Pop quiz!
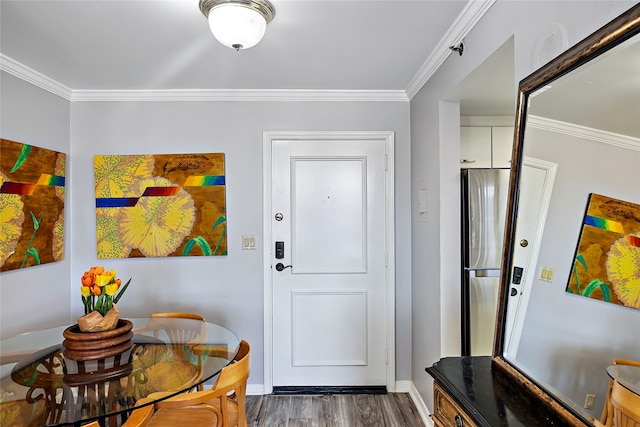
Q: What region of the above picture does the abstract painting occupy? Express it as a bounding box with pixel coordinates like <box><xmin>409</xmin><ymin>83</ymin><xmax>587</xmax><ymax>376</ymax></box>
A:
<box><xmin>94</xmin><ymin>153</ymin><xmax>227</xmax><ymax>258</ymax></box>
<box><xmin>0</xmin><ymin>139</ymin><xmax>66</xmax><ymax>272</ymax></box>
<box><xmin>567</xmin><ymin>193</ymin><xmax>640</xmax><ymax>310</ymax></box>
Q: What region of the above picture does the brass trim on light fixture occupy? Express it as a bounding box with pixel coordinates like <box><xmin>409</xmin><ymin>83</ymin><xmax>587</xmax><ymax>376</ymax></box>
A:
<box><xmin>199</xmin><ymin>0</ymin><xmax>276</xmax><ymax>24</ymax></box>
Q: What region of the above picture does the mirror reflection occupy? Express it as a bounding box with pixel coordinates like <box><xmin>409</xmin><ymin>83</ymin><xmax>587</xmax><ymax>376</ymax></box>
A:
<box><xmin>503</xmin><ymin>28</ymin><xmax>640</xmax><ymax>421</ymax></box>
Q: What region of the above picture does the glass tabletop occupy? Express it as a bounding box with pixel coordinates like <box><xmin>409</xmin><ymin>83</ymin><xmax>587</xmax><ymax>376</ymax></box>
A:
<box><xmin>0</xmin><ymin>317</ymin><xmax>239</xmax><ymax>426</ymax></box>
<box><xmin>606</xmin><ymin>364</ymin><xmax>640</xmax><ymax>395</ymax></box>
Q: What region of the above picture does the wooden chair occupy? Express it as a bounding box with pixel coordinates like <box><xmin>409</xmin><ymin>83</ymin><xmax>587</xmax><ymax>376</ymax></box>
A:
<box><xmin>140</xmin><ymin>312</ymin><xmax>208</xmax><ymax>392</ymax></box>
<box><xmin>595</xmin><ymin>379</ymin><xmax>640</xmax><ymax>427</ymax></box>
<box><xmin>597</xmin><ymin>359</ymin><xmax>640</xmax><ymax>427</ymax></box>
<box><xmin>146</xmin><ymin>340</ymin><xmax>251</xmax><ymax>427</ymax></box>
<box><xmin>122</xmin><ymin>394</ymin><xmax>221</xmax><ymax>426</ymax></box>
<box><xmin>150</xmin><ymin>312</ymin><xmax>207</xmax><ymax>345</ymax></box>
<box><xmin>151</xmin><ymin>312</ymin><xmax>205</xmax><ymax>321</ymax></box>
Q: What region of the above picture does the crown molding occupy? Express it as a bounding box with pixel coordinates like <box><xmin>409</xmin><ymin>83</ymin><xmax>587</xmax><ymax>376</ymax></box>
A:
<box><xmin>1</xmin><ymin>54</ymin><xmax>72</xmax><ymax>101</ymax></box>
<box><xmin>528</xmin><ymin>115</ymin><xmax>640</xmax><ymax>151</ymax></box>
<box><xmin>1</xmin><ymin>55</ymin><xmax>407</xmax><ymax>102</ymax></box>
<box><xmin>405</xmin><ymin>0</ymin><xmax>496</xmax><ymax>100</ymax></box>
<box><xmin>70</xmin><ymin>89</ymin><xmax>408</xmax><ymax>102</ymax></box>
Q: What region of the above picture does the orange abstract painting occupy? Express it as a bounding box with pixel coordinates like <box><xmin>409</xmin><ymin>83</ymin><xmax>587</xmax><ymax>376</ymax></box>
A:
<box><xmin>1</xmin><ymin>139</ymin><xmax>66</xmax><ymax>272</ymax></box>
<box><xmin>567</xmin><ymin>193</ymin><xmax>640</xmax><ymax>310</ymax></box>
<box><xmin>94</xmin><ymin>153</ymin><xmax>227</xmax><ymax>258</ymax></box>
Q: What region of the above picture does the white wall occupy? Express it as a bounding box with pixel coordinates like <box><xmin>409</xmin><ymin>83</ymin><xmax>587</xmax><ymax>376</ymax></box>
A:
<box><xmin>410</xmin><ymin>0</ymin><xmax>637</xmax><ymax>412</ymax></box>
<box><xmin>68</xmin><ymin>100</ymin><xmax>412</xmax><ymax>388</ymax></box>
<box><xmin>0</xmin><ymin>72</ymin><xmax>72</xmax><ymax>337</ymax></box>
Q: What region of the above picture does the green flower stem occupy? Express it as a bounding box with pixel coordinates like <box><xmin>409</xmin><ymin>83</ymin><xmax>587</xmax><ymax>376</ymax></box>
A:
<box><xmin>20</xmin><ymin>212</ymin><xmax>43</xmax><ymax>268</ymax></box>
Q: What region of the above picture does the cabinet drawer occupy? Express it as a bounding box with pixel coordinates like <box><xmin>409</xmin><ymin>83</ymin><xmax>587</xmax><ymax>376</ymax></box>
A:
<box><xmin>433</xmin><ymin>383</ymin><xmax>478</xmax><ymax>427</ymax></box>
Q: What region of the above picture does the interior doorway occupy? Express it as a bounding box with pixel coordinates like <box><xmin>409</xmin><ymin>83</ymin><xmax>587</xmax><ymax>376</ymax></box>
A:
<box><xmin>446</xmin><ymin>36</ymin><xmax>517</xmax><ymax>356</ymax></box>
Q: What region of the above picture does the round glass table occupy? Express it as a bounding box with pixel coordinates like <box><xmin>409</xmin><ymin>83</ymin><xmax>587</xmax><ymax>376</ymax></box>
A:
<box><xmin>606</xmin><ymin>364</ymin><xmax>640</xmax><ymax>395</ymax></box>
<box><xmin>0</xmin><ymin>317</ymin><xmax>239</xmax><ymax>426</ymax></box>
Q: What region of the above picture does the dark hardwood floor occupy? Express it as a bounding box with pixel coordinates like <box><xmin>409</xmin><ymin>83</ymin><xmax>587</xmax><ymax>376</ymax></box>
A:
<box><xmin>246</xmin><ymin>393</ymin><xmax>427</xmax><ymax>427</ymax></box>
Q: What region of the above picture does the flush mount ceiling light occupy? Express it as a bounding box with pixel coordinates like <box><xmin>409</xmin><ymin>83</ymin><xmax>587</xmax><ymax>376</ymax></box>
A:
<box><xmin>199</xmin><ymin>0</ymin><xmax>275</xmax><ymax>51</ymax></box>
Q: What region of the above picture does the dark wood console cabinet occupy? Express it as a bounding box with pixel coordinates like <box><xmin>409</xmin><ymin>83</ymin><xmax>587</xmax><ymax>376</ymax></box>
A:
<box><xmin>426</xmin><ymin>357</ymin><xmax>581</xmax><ymax>427</ymax></box>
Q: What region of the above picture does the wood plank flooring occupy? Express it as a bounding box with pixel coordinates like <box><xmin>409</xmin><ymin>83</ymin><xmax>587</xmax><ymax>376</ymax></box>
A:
<box><xmin>246</xmin><ymin>393</ymin><xmax>427</xmax><ymax>427</ymax></box>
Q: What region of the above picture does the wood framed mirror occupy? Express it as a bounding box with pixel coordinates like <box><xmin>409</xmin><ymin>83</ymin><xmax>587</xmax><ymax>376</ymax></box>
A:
<box><xmin>493</xmin><ymin>4</ymin><xmax>640</xmax><ymax>425</ymax></box>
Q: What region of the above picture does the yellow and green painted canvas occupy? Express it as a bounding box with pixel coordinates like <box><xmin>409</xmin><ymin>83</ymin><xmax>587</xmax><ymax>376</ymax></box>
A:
<box><xmin>94</xmin><ymin>153</ymin><xmax>227</xmax><ymax>258</ymax></box>
<box><xmin>1</xmin><ymin>139</ymin><xmax>66</xmax><ymax>272</ymax></box>
<box><xmin>567</xmin><ymin>193</ymin><xmax>640</xmax><ymax>310</ymax></box>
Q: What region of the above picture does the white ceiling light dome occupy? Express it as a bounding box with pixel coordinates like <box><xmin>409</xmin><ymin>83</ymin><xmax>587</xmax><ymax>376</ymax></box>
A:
<box><xmin>199</xmin><ymin>0</ymin><xmax>275</xmax><ymax>51</ymax></box>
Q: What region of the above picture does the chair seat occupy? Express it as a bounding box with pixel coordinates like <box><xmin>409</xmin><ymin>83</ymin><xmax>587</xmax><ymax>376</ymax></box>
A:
<box><xmin>147</xmin><ymin>405</ymin><xmax>220</xmax><ymax>427</ymax></box>
<box><xmin>122</xmin><ymin>398</ymin><xmax>221</xmax><ymax>427</ymax></box>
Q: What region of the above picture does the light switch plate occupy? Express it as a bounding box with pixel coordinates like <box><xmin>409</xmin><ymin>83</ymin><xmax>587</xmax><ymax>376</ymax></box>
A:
<box><xmin>539</xmin><ymin>266</ymin><xmax>554</xmax><ymax>282</ymax></box>
<box><xmin>242</xmin><ymin>235</ymin><xmax>256</xmax><ymax>250</ymax></box>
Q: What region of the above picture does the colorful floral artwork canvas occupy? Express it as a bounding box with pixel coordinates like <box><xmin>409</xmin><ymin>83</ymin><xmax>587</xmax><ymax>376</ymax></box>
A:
<box><xmin>94</xmin><ymin>153</ymin><xmax>227</xmax><ymax>258</ymax></box>
<box><xmin>1</xmin><ymin>139</ymin><xmax>66</xmax><ymax>272</ymax></box>
<box><xmin>567</xmin><ymin>193</ymin><xmax>640</xmax><ymax>310</ymax></box>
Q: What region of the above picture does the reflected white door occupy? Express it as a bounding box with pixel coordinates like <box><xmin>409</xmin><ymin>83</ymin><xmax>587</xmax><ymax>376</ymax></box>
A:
<box><xmin>504</xmin><ymin>157</ymin><xmax>557</xmax><ymax>357</ymax></box>
<box><xmin>268</xmin><ymin>132</ymin><xmax>393</xmax><ymax>388</ymax></box>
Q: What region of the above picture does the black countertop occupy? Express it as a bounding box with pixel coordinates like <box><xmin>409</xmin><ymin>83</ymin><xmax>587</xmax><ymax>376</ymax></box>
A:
<box><xmin>426</xmin><ymin>356</ymin><xmax>581</xmax><ymax>427</ymax></box>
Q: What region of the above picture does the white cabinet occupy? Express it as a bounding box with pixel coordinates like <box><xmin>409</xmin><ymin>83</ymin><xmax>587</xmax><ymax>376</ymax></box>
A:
<box><xmin>460</xmin><ymin>126</ymin><xmax>513</xmax><ymax>169</ymax></box>
<box><xmin>460</xmin><ymin>127</ymin><xmax>492</xmax><ymax>168</ymax></box>
<box><xmin>491</xmin><ymin>127</ymin><xmax>514</xmax><ymax>168</ymax></box>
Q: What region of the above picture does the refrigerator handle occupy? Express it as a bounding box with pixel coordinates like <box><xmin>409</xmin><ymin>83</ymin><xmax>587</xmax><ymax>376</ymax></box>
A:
<box><xmin>465</xmin><ymin>268</ymin><xmax>501</xmax><ymax>278</ymax></box>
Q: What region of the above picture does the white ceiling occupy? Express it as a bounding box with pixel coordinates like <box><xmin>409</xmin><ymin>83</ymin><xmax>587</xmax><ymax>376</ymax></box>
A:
<box><xmin>0</xmin><ymin>0</ymin><xmax>502</xmax><ymax>103</ymax></box>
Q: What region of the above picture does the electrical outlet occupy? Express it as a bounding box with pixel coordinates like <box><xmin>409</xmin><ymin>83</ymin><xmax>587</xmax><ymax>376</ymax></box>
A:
<box><xmin>584</xmin><ymin>393</ymin><xmax>596</xmax><ymax>410</ymax></box>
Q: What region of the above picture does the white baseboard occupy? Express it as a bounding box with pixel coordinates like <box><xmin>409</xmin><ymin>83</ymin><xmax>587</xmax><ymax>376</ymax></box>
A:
<box><xmin>394</xmin><ymin>380</ymin><xmax>412</xmax><ymax>393</ymax></box>
<box><xmin>246</xmin><ymin>381</ymin><xmax>433</xmax><ymax>426</ymax></box>
<box><xmin>247</xmin><ymin>384</ymin><xmax>265</xmax><ymax>395</ymax></box>
<box><xmin>405</xmin><ymin>381</ymin><xmax>434</xmax><ymax>427</ymax></box>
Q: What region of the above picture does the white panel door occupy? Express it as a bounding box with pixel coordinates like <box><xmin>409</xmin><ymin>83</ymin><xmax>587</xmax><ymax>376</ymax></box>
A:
<box><xmin>271</xmin><ymin>136</ymin><xmax>390</xmax><ymax>387</ymax></box>
<box><xmin>504</xmin><ymin>157</ymin><xmax>557</xmax><ymax>357</ymax></box>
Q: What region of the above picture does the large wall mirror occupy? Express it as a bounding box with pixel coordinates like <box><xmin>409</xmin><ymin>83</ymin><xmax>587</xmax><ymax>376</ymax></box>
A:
<box><xmin>494</xmin><ymin>4</ymin><xmax>639</xmax><ymax>425</ymax></box>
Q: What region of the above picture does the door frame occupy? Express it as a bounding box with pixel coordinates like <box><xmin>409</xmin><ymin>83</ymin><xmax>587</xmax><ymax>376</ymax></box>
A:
<box><xmin>262</xmin><ymin>130</ymin><xmax>396</xmax><ymax>393</ymax></box>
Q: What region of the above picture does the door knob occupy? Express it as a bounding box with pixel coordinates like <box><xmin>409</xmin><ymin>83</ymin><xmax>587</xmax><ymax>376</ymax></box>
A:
<box><xmin>275</xmin><ymin>263</ymin><xmax>292</xmax><ymax>272</ymax></box>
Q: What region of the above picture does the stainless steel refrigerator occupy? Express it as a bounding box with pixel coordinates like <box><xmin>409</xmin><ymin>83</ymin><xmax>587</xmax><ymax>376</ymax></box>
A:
<box><xmin>461</xmin><ymin>168</ymin><xmax>510</xmax><ymax>356</ymax></box>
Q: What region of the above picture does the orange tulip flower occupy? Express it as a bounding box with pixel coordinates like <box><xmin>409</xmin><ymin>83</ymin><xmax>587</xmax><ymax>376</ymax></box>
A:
<box><xmin>81</xmin><ymin>272</ymin><xmax>94</xmax><ymax>287</ymax></box>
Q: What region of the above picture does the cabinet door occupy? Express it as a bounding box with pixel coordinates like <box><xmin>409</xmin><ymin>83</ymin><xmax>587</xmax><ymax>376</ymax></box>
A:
<box><xmin>460</xmin><ymin>127</ymin><xmax>492</xmax><ymax>168</ymax></box>
<box><xmin>491</xmin><ymin>127</ymin><xmax>514</xmax><ymax>168</ymax></box>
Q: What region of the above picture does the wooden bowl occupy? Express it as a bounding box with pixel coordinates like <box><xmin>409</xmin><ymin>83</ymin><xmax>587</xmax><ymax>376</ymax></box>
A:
<box><xmin>62</xmin><ymin>319</ymin><xmax>133</xmax><ymax>361</ymax></box>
